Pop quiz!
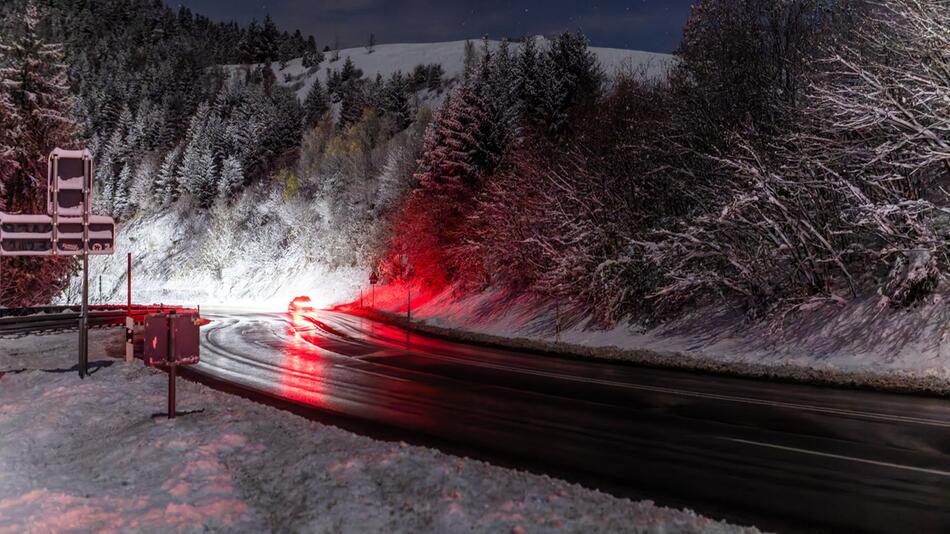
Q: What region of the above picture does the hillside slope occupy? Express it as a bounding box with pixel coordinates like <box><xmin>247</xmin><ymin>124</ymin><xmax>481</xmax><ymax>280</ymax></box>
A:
<box><xmin>235</xmin><ymin>38</ymin><xmax>675</xmax><ymax>101</ymax></box>
<box><xmin>61</xmin><ymin>41</ymin><xmax>674</xmax><ymax>310</ymax></box>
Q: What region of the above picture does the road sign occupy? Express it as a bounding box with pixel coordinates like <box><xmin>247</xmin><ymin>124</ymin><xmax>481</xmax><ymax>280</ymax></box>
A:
<box><xmin>0</xmin><ymin>213</ymin><xmax>115</xmax><ymax>256</ymax></box>
<box><xmin>144</xmin><ymin>312</ymin><xmax>201</xmax><ymax>419</ymax></box>
<box><xmin>0</xmin><ymin>214</ymin><xmax>53</xmax><ymax>256</ymax></box>
<box><xmin>47</xmin><ymin>148</ymin><xmax>93</xmax><ymax>216</ymax></box>
<box><xmin>144</xmin><ymin>313</ymin><xmax>201</xmax><ymax>367</ymax></box>
<box><xmin>369</xmin><ymin>271</ymin><xmax>379</xmax><ymax>285</ymax></box>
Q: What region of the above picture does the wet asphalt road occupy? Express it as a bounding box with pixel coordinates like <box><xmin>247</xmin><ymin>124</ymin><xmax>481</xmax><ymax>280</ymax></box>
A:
<box><xmin>189</xmin><ymin>310</ymin><xmax>950</xmax><ymax>533</ymax></box>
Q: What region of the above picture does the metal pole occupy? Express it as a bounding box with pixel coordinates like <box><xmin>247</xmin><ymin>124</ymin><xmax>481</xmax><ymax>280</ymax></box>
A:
<box><xmin>80</xmin><ymin>251</ymin><xmax>88</xmax><ymax>377</ymax></box>
<box><xmin>556</xmin><ymin>299</ymin><xmax>561</xmax><ymax>344</ymax></box>
<box><xmin>407</xmin><ymin>286</ymin><xmax>411</xmax><ymax>321</ymax></box>
<box><xmin>168</xmin><ymin>364</ymin><xmax>176</xmax><ymax>419</ymax></box>
<box><xmin>125</xmin><ymin>252</ymin><xmax>133</xmax><ymax>362</ymax></box>
<box><xmin>372</xmin><ymin>285</ymin><xmax>375</xmax><ymax>308</ymax></box>
<box><xmin>168</xmin><ymin>315</ymin><xmax>176</xmax><ymax>419</ymax></box>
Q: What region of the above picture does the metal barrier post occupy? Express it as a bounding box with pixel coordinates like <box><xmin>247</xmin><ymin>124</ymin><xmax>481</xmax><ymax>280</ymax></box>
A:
<box><xmin>125</xmin><ymin>253</ymin><xmax>133</xmax><ymax>362</ymax></box>
<box><xmin>168</xmin><ymin>312</ymin><xmax>176</xmax><ymax>419</ymax></box>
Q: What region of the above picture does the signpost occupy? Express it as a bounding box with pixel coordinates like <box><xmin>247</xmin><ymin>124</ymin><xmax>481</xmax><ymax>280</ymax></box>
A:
<box><xmin>369</xmin><ymin>271</ymin><xmax>379</xmax><ymax>308</ymax></box>
<box><xmin>0</xmin><ymin>148</ymin><xmax>116</xmax><ymax>378</ymax></box>
<box><xmin>144</xmin><ymin>312</ymin><xmax>201</xmax><ymax>419</ymax></box>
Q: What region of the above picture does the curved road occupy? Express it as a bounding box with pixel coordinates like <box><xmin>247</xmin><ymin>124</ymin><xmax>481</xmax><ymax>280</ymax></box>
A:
<box><xmin>189</xmin><ymin>310</ymin><xmax>950</xmax><ymax>533</ymax></box>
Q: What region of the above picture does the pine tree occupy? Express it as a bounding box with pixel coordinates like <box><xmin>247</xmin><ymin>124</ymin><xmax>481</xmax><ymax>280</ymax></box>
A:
<box><xmin>0</xmin><ymin>1</ymin><xmax>78</xmax><ymax>213</ymax></box>
<box><xmin>0</xmin><ymin>84</ymin><xmax>20</xmax><ymax>212</ymax></box>
<box><xmin>96</xmin><ymin>160</ymin><xmax>115</xmax><ymax>214</ymax></box>
<box><xmin>416</xmin><ymin>76</ymin><xmax>497</xmax><ymax>196</ymax></box>
<box><xmin>340</xmin><ymin>56</ymin><xmax>362</xmax><ymax>82</ymax></box>
<box><xmin>302</xmin><ymin>36</ymin><xmax>322</xmax><ymax>68</ymax></box>
<box><xmin>112</xmin><ymin>163</ymin><xmax>133</xmax><ymax>218</ymax></box>
<box><xmin>155</xmin><ymin>145</ymin><xmax>181</xmax><ymax>206</ymax></box>
<box><xmin>217</xmin><ymin>155</ymin><xmax>244</xmax><ymax>200</ymax></box>
<box><xmin>129</xmin><ymin>160</ymin><xmax>154</xmax><ymax>213</ymax></box>
<box><xmin>338</xmin><ymin>81</ymin><xmax>366</xmax><ymax>130</ymax></box>
<box><xmin>194</xmin><ymin>148</ymin><xmax>218</xmax><ymax>208</ymax></box>
<box><xmin>487</xmin><ymin>39</ymin><xmax>520</xmax><ymax>141</ymax></box>
<box><xmin>178</xmin><ymin>135</ymin><xmax>206</xmax><ymax>197</ymax></box>
<box><xmin>238</xmin><ymin>20</ymin><xmax>261</xmax><ymax>63</ymax></box>
<box><xmin>547</xmin><ymin>32</ymin><xmax>603</xmax><ymax>120</ymax></box>
<box><xmin>302</xmin><ymin>78</ymin><xmax>329</xmax><ymax>129</ymax></box>
<box><xmin>383</xmin><ymin>72</ymin><xmax>412</xmax><ymax>132</ymax></box>
<box><xmin>513</xmin><ymin>37</ymin><xmax>547</xmax><ymax>127</ymax></box>
<box><xmin>261</xmin><ymin>15</ymin><xmax>280</xmax><ymax>63</ymax></box>
<box><xmin>463</xmin><ymin>40</ymin><xmax>478</xmax><ymax>79</ymax></box>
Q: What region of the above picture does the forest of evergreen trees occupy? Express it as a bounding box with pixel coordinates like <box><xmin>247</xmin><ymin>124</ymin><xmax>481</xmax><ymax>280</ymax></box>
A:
<box><xmin>0</xmin><ymin>0</ymin><xmax>426</xmax><ymax>305</ymax></box>
<box><xmin>383</xmin><ymin>0</ymin><xmax>949</xmax><ymax>325</ymax></box>
<box><xmin>1</xmin><ymin>0</ymin><xmax>947</xmax><ymax>326</ymax></box>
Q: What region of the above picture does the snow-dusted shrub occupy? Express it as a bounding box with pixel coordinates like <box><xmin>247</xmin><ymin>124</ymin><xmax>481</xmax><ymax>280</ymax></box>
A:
<box><xmin>642</xmin><ymin>0</ymin><xmax>949</xmax><ymax>316</ymax></box>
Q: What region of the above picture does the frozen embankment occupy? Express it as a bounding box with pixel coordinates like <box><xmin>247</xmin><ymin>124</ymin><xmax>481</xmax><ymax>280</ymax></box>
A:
<box><xmin>354</xmin><ymin>284</ymin><xmax>950</xmax><ymax>395</ymax></box>
<box><xmin>0</xmin><ymin>329</ymin><xmax>754</xmax><ymax>533</ymax></box>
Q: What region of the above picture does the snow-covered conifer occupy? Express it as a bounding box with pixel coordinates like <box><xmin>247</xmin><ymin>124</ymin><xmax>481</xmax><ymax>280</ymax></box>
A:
<box><xmin>217</xmin><ymin>155</ymin><xmax>244</xmax><ymax>200</ymax></box>
<box><xmin>0</xmin><ymin>1</ymin><xmax>78</xmax><ymax>212</ymax></box>
<box><xmin>112</xmin><ymin>163</ymin><xmax>133</xmax><ymax>217</ymax></box>
<box><xmin>383</xmin><ymin>72</ymin><xmax>411</xmax><ymax>132</ymax></box>
<box><xmin>155</xmin><ymin>146</ymin><xmax>181</xmax><ymax>206</ymax></box>
<box><xmin>303</xmin><ymin>78</ymin><xmax>329</xmax><ymax>129</ymax></box>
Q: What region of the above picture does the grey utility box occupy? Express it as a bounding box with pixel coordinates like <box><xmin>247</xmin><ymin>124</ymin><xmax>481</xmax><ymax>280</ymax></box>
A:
<box><xmin>144</xmin><ymin>313</ymin><xmax>201</xmax><ymax>367</ymax></box>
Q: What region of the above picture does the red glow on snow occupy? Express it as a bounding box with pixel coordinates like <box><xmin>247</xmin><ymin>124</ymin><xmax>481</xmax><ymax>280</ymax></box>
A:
<box><xmin>278</xmin><ymin>315</ymin><xmax>328</xmax><ymax>406</ymax></box>
<box><xmin>334</xmin><ymin>280</ymin><xmax>439</xmax><ymax>317</ymax></box>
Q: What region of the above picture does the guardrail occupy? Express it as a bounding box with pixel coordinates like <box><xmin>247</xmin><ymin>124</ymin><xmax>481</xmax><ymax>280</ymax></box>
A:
<box><xmin>0</xmin><ymin>305</ymin><xmax>195</xmax><ymax>336</ymax></box>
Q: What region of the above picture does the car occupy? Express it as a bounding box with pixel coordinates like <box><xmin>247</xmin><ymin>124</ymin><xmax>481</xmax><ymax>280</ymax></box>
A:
<box><xmin>288</xmin><ymin>296</ymin><xmax>315</xmax><ymax>314</ymax></box>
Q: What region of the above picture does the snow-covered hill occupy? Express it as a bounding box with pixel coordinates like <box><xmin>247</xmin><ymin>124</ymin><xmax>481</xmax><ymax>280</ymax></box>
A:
<box><xmin>230</xmin><ymin>38</ymin><xmax>675</xmax><ymax>102</ymax></box>
<box><xmin>62</xmin><ymin>40</ymin><xmax>674</xmax><ymax>310</ymax></box>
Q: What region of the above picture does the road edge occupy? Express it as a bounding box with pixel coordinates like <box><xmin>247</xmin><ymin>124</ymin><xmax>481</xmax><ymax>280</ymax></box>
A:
<box><xmin>339</xmin><ymin>305</ymin><xmax>950</xmax><ymax>398</ymax></box>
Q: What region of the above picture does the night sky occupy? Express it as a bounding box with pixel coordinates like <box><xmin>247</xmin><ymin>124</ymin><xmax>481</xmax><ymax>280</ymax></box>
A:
<box><xmin>166</xmin><ymin>1</ymin><xmax>697</xmax><ymax>53</ymax></box>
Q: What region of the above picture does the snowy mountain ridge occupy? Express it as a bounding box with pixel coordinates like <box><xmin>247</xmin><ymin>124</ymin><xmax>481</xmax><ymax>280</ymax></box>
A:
<box><xmin>230</xmin><ymin>38</ymin><xmax>675</xmax><ymax>102</ymax></box>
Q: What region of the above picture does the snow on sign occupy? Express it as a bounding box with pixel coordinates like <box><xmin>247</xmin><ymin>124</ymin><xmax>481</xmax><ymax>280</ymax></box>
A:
<box><xmin>0</xmin><ymin>213</ymin><xmax>115</xmax><ymax>256</ymax></box>
<box><xmin>0</xmin><ymin>149</ymin><xmax>116</xmax><ymax>257</ymax></box>
<box><xmin>47</xmin><ymin>148</ymin><xmax>93</xmax><ymax>216</ymax></box>
<box><xmin>0</xmin><ymin>214</ymin><xmax>53</xmax><ymax>255</ymax></box>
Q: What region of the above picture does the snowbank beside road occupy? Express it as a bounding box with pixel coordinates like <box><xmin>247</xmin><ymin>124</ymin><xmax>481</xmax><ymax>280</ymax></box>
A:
<box><xmin>0</xmin><ymin>330</ymin><xmax>754</xmax><ymax>533</ymax></box>
<box><xmin>358</xmin><ymin>284</ymin><xmax>950</xmax><ymax>394</ymax></box>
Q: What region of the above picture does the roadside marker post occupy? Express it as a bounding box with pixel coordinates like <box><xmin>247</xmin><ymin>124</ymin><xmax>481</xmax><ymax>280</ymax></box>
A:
<box><xmin>369</xmin><ymin>271</ymin><xmax>379</xmax><ymax>308</ymax></box>
<box><xmin>126</xmin><ymin>252</ymin><xmax>133</xmax><ymax>362</ymax></box>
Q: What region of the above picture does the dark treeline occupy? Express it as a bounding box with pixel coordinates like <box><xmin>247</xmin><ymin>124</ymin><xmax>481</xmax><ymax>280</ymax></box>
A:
<box><xmin>384</xmin><ymin>0</ymin><xmax>949</xmax><ymax>325</ymax></box>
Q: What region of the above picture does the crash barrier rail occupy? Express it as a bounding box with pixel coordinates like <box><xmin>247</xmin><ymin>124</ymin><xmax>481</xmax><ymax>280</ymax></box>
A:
<box><xmin>0</xmin><ymin>305</ymin><xmax>194</xmax><ymax>336</ymax></box>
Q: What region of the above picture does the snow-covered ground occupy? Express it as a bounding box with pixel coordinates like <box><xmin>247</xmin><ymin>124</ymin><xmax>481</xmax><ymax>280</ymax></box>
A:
<box><xmin>359</xmin><ymin>284</ymin><xmax>950</xmax><ymax>393</ymax></box>
<box><xmin>0</xmin><ymin>329</ymin><xmax>753</xmax><ymax>533</ymax></box>
<box><xmin>231</xmin><ymin>38</ymin><xmax>674</xmax><ymax>102</ymax></box>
